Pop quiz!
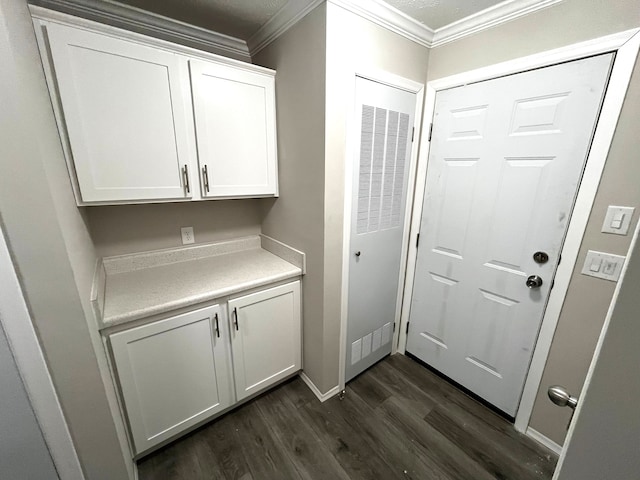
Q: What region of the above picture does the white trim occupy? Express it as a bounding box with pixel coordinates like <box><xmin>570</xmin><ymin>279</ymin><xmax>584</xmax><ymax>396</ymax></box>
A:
<box><xmin>329</xmin><ymin>0</ymin><xmax>434</xmax><ymax>47</ymax></box>
<box><xmin>397</xmin><ymin>29</ymin><xmax>640</xmax><ymax>435</ymax></box>
<box><xmin>431</xmin><ymin>0</ymin><xmax>563</xmax><ymax>47</ymax></box>
<box><xmin>338</xmin><ymin>68</ymin><xmax>425</xmax><ymax>391</ymax></box>
<box><xmin>299</xmin><ymin>372</ymin><xmax>341</xmax><ymax>402</ymax></box>
<box><xmin>248</xmin><ymin>0</ymin><xmax>324</xmax><ymax>55</ymax></box>
<box><xmin>29</xmin><ymin>0</ymin><xmax>250</xmax><ymax>61</ymax></box>
<box><xmin>553</xmin><ymin>209</ymin><xmax>640</xmax><ymax>479</ymax></box>
<box><xmin>526</xmin><ymin>427</ymin><xmax>562</xmax><ymax>455</ymax></box>
<box><xmin>0</xmin><ymin>226</ymin><xmax>85</xmax><ymax>479</ymax></box>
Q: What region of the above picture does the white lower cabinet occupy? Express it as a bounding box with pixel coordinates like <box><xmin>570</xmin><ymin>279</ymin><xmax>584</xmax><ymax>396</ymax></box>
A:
<box><xmin>109</xmin><ymin>280</ymin><xmax>301</xmax><ymax>455</ymax></box>
<box><xmin>110</xmin><ymin>304</ymin><xmax>233</xmax><ymax>454</ymax></box>
<box><xmin>229</xmin><ymin>281</ymin><xmax>302</xmax><ymax>401</ymax></box>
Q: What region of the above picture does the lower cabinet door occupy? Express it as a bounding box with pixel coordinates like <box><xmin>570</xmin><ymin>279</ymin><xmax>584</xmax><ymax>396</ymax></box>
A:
<box><xmin>228</xmin><ymin>281</ymin><xmax>302</xmax><ymax>401</ymax></box>
<box><xmin>110</xmin><ymin>304</ymin><xmax>233</xmax><ymax>454</ymax></box>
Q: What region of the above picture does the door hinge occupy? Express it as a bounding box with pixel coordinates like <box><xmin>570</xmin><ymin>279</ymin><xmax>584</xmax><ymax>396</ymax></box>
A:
<box><xmin>558</xmin><ymin>253</ymin><xmax>562</xmax><ymax>266</ymax></box>
<box><xmin>416</xmin><ymin>233</ymin><xmax>420</xmax><ymax>248</ymax></box>
<box><xmin>428</xmin><ymin>123</ymin><xmax>433</xmax><ymax>142</ymax></box>
<box><xmin>411</xmin><ymin>126</ymin><xmax>415</xmax><ymax>142</ymax></box>
<box><xmin>406</xmin><ymin>322</ymin><xmax>410</xmax><ymax>335</ymax></box>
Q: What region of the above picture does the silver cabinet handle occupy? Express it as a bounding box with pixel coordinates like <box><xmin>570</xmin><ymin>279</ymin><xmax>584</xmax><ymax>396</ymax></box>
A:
<box><xmin>233</xmin><ymin>307</ymin><xmax>239</xmax><ymax>331</ymax></box>
<box><xmin>214</xmin><ymin>313</ymin><xmax>220</xmax><ymax>338</ymax></box>
<box><xmin>202</xmin><ymin>165</ymin><xmax>210</xmax><ymax>193</ymax></box>
<box><xmin>182</xmin><ymin>165</ymin><xmax>190</xmax><ymax>194</ymax></box>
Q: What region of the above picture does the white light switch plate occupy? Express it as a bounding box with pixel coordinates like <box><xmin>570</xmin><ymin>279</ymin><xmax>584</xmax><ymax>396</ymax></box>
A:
<box><xmin>581</xmin><ymin>250</ymin><xmax>626</xmax><ymax>282</ymax></box>
<box><xmin>602</xmin><ymin>206</ymin><xmax>634</xmax><ymax>235</ymax></box>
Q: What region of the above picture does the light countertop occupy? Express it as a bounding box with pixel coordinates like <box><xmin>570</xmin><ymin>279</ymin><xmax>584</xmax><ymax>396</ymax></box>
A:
<box><xmin>97</xmin><ymin>235</ymin><xmax>304</xmax><ymax>328</ymax></box>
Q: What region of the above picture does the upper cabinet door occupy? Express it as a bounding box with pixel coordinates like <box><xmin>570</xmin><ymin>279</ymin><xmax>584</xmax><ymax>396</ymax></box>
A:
<box><xmin>190</xmin><ymin>59</ymin><xmax>278</xmax><ymax>198</ymax></box>
<box><xmin>46</xmin><ymin>24</ymin><xmax>194</xmax><ymax>203</ymax></box>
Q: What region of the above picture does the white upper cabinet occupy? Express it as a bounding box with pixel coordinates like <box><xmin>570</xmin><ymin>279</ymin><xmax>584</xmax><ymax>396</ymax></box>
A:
<box><xmin>190</xmin><ymin>60</ymin><xmax>278</xmax><ymax>198</ymax></box>
<box><xmin>35</xmin><ymin>13</ymin><xmax>278</xmax><ymax>205</ymax></box>
<box><xmin>46</xmin><ymin>23</ymin><xmax>194</xmax><ymax>203</ymax></box>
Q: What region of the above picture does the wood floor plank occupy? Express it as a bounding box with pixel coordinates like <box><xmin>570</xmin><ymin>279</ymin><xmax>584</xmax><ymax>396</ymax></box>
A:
<box><xmin>255</xmin><ymin>385</ymin><xmax>351</xmax><ymax>480</ymax></box>
<box><xmin>300</xmin><ymin>395</ymin><xmax>400</xmax><ymax>480</ymax></box>
<box><xmin>348</xmin><ymin>368</ymin><xmax>392</xmax><ymax>409</ymax></box>
<box><xmin>369</xmin><ymin>359</ymin><xmax>438</xmax><ymax>417</ymax></box>
<box><xmin>139</xmin><ymin>355</ymin><xmax>557</xmax><ymax>480</ymax></box>
<box><xmin>377</xmin><ymin>395</ymin><xmax>496</xmax><ymax>480</ymax></box>
<box><xmin>282</xmin><ymin>376</ymin><xmax>317</xmax><ymax>409</ymax></box>
<box><xmin>340</xmin><ymin>384</ymin><xmax>455</xmax><ymax>480</ymax></box>
<box><xmin>231</xmin><ymin>401</ymin><xmax>301</xmax><ymax>479</ymax></box>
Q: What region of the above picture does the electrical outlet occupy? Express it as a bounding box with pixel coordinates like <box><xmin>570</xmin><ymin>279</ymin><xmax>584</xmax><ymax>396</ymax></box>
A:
<box><xmin>180</xmin><ymin>227</ymin><xmax>195</xmax><ymax>245</ymax></box>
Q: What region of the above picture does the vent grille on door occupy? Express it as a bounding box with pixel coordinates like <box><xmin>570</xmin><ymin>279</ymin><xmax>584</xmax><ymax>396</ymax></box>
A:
<box><xmin>357</xmin><ymin>105</ymin><xmax>410</xmax><ymax>235</ymax></box>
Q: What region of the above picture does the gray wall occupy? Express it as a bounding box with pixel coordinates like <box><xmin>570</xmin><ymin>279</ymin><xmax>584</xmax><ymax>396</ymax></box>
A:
<box><xmin>556</xmin><ymin>230</ymin><xmax>640</xmax><ymax>479</ymax></box>
<box><xmin>323</xmin><ymin>3</ymin><xmax>430</xmax><ymax>392</ymax></box>
<box><xmin>0</xmin><ymin>323</ymin><xmax>58</xmax><ymax>479</ymax></box>
<box><xmin>87</xmin><ymin>200</ymin><xmax>263</xmax><ymax>257</ymax></box>
<box><xmin>253</xmin><ymin>3</ymin><xmax>328</xmax><ymax>390</ymax></box>
<box><xmin>0</xmin><ymin>0</ymin><xmax>132</xmax><ymax>477</ymax></box>
<box><xmin>427</xmin><ymin>0</ymin><xmax>640</xmax><ymax>444</ymax></box>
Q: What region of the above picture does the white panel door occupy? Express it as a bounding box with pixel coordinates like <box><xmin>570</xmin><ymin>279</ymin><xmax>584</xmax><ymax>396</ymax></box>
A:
<box><xmin>346</xmin><ymin>77</ymin><xmax>416</xmax><ymax>381</ymax></box>
<box><xmin>228</xmin><ymin>281</ymin><xmax>301</xmax><ymax>401</ymax></box>
<box><xmin>46</xmin><ymin>24</ymin><xmax>194</xmax><ymax>203</ymax></box>
<box><xmin>110</xmin><ymin>304</ymin><xmax>233</xmax><ymax>453</ymax></box>
<box><xmin>407</xmin><ymin>54</ymin><xmax>613</xmax><ymax>416</ymax></box>
<box><xmin>190</xmin><ymin>59</ymin><xmax>278</xmax><ymax>198</ymax></box>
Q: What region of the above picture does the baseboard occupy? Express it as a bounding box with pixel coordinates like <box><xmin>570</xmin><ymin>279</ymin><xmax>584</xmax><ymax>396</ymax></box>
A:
<box><xmin>526</xmin><ymin>427</ymin><xmax>563</xmax><ymax>455</ymax></box>
<box><xmin>299</xmin><ymin>372</ymin><xmax>341</xmax><ymax>402</ymax></box>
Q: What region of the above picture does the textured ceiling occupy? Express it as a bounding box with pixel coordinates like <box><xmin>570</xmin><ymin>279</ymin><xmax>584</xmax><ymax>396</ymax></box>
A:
<box><xmin>112</xmin><ymin>0</ymin><xmax>509</xmax><ymax>39</ymax></box>
<box><xmin>115</xmin><ymin>0</ymin><xmax>288</xmax><ymax>39</ymax></box>
<box><xmin>385</xmin><ymin>0</ymin><xmax>507</xmax><ymax>30</ymax></box>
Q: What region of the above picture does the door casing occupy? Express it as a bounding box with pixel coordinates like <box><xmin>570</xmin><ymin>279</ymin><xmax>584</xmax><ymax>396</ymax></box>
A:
<box><xmin>338</xmin><ymin>69</ymin><xmax>425</xmax><ymax>392</ymax></box>
<box><xmin>398</xmin><ymin>28</ymin><xmax>640</xmax><ymax>437</ymax></box>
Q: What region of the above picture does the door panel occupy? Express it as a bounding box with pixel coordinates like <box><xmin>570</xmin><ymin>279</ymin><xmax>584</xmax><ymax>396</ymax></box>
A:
<box><xmin>190</xmin><ymin>60</ymin><xmax>277</xmax><ymax>197</ymax></box>
<box><xmin>346</xmin><ymin>78</ymin><xmax>416</xmax><ymax>381</ymax></box>
<box><xmin>46</xmin><ymin>23</ymin><xmax>193</xmax><ymax>202</ymax></box>
<box><xmin>229</xmin><ymin>282</ymin><xmax>301</xmax><ymax>401</ymax></box>
<box><xmin>110</xmin><ymin>305</ymin><xmax>232</xmax><ymax>453</ymax></box>
<box><xmin>407</xmin><ymin>54</ymin><xmax>613</xmax><ymax>415</ymax></box>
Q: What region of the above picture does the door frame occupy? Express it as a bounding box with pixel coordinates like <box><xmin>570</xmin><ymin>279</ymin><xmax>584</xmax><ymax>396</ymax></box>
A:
<box><xmin>338</xmin><ymin>69</ymin><xmax>425</xmax><ymax>392</ymax></box>
<box><xmin>0</xmin><ymin>226</ymin><xmax>85</xmax><ymax>479</ymax></box>
<box><xmin>397</xmin><ymin>28</ymin><xmax>640</xmax><ymax>434</ymax></box>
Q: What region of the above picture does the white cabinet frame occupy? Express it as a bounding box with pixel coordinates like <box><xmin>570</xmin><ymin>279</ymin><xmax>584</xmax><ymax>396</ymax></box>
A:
<box><xmin>110</xmin><ymin>304</ymin><xmax>233</xmax><ymax>453</ymax></box>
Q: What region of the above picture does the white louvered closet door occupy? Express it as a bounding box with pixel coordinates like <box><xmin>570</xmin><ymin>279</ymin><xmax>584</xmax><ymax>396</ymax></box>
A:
<box><xmin>346</xmin><ymin>77</ymin><xmax>416</xmax><ymax>382</ymax></box>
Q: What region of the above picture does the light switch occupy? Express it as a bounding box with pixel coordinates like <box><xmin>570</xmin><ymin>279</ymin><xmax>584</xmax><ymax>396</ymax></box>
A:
<box><xmin>581</xmin><ymin>250</ymin><xmax>626</xmax><ymax>281</ymax></box>
<box><xmin>602</xmin><ymin>206</ymin><xmax>634</xmax><ymax>235</ymax></box>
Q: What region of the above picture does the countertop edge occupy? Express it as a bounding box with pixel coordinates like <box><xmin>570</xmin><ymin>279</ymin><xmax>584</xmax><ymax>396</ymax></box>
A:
<box><xmin>100</xmin><ymin>268</ymin><xmax>302</xmax><ymax>329</ymax></box>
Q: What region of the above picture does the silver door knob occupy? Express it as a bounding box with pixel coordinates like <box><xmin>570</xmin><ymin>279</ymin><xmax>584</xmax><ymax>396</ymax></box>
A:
<box><xmin>355</xmin><ymin>251</ymin><xmax>361</xmax><ymax>257</ymax></box>
<box><xmin>526</xmin><ymin>275</ymin><xmax>543</xmax><ymax>288</ymax></box>
<box><xmin>548</xmin><ymin>385</ymin><xmax>578</xmax><ymax>409</ymax></box>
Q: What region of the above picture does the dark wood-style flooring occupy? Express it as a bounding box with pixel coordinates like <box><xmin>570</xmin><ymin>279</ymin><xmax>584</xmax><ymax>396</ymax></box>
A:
<box><xmin>138</xmin><ymin>354</ymin><xmax>557</xmax><ymax>480</ymax></box>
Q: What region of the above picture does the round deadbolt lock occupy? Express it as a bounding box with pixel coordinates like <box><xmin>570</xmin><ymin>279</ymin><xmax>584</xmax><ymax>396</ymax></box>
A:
<box><xmin>526</xmin><ymin>275</ymin><xmax>543</xmax><ymax>289</ymax></box>
<box><xmin>533</xmin><ymin>251</ymin><xmax>549</xmax><ymax>264</ymax></box>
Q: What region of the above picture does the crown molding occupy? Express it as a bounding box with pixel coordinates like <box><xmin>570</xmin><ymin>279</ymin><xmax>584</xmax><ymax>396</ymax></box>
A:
<box><xmin>329</xmin><ymin>0</ymin><xmax>434</xmax><ymax>47</ymax></box>
<box><xmin>248</xmin><ymin>0</ymin><xmax>325</xmax><ymax>55</ymax></box>
<box><xmin>431</xmin><ymin>0</ymin><xmax>564</xmax><ymax>47</ymax></box>
<box><xmin>28</xmin><ymin>0</ymin><xmax>251</xmax><ymax>61</ymax></box>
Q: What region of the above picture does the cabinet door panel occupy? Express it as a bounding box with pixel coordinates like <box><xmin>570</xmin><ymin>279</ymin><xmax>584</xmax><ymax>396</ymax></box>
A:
<box><xmin>110</xmin><ymin>305</ymin><xmax>232</xmax><ymax>453</ymax></box>
<box><xmin>47</xmin><ymin>24</ymin><xmax>193</xmax><ymax>203</ymax></box>
<box><xmin>229</xmin><ymin>282</ymin><xmax>301</xmax><ymax>401</ymax></box>
<box><xmin>190</xmin><ymin>60</ymin><xmax>278</xmax><ymax>197</ymax></box>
